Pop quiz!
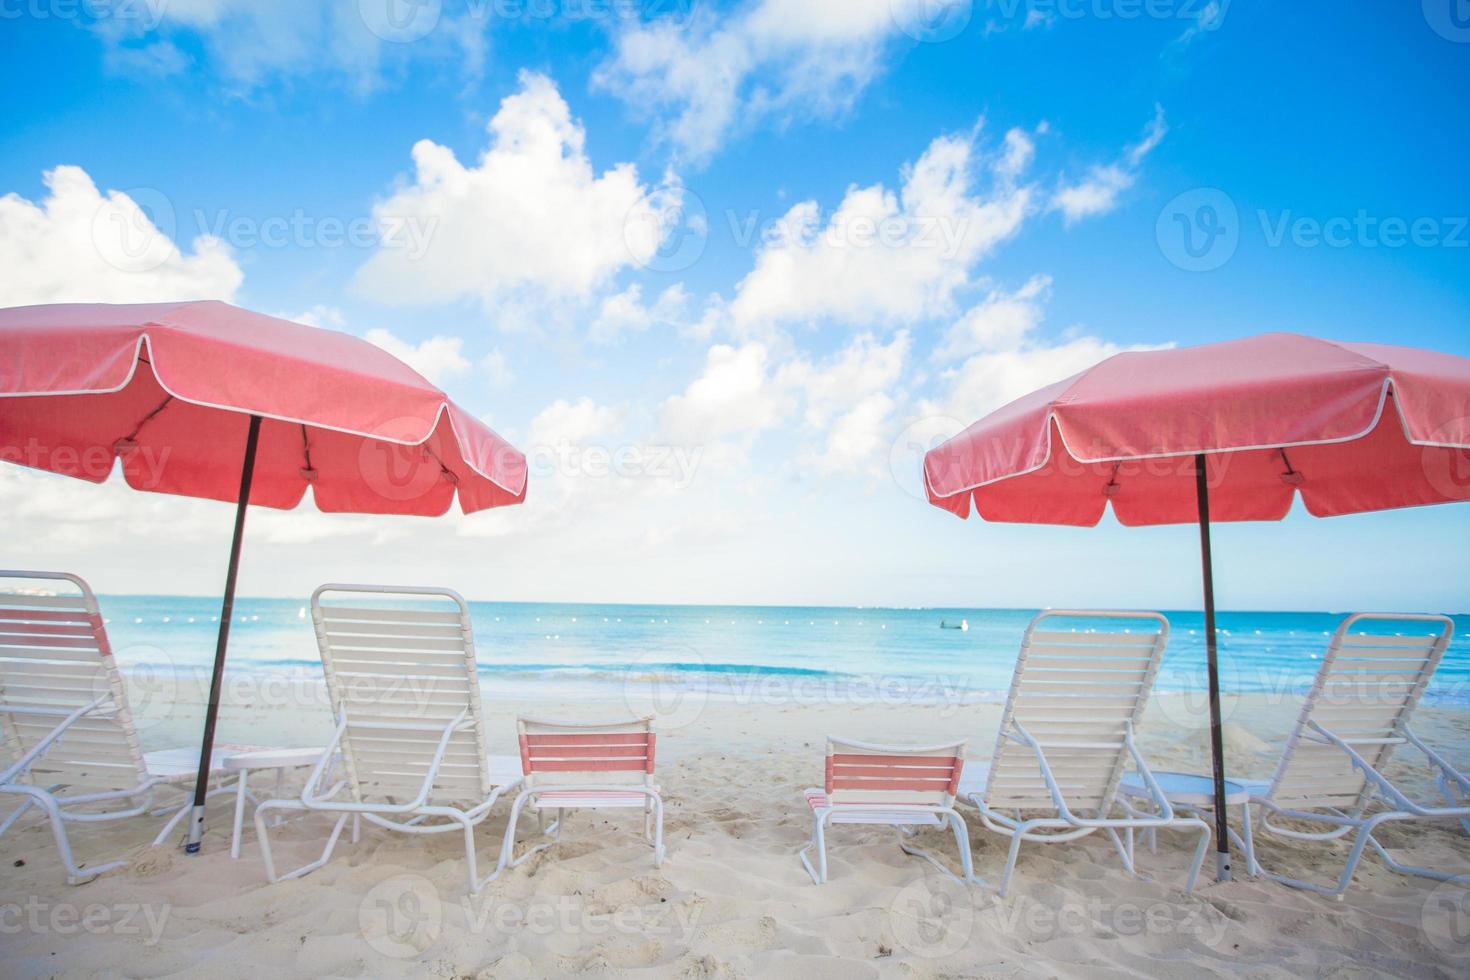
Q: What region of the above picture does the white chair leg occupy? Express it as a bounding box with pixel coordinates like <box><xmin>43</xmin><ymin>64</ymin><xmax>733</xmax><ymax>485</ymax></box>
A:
<box><xmin>998</xmin><ymin>820</ymin><xmax>1039</xmax><ymax>898</ymax></box>
<box><xmin>798</xmin><ymin>810</ymin><xmax>831</xmax><ymax>884</ymax></box>
<box><xmin>152</xmin><ymin>799</ymin><xmax>194</xmax><ymax>846</ymax></box>
<box><xmin>650</xmin><ymin>795</ymin><xmax>664</xmax><ymax>866</ymax></box>
<box><xmin>254</xmin><ymin>800</ymin><xmax>348</xmax><ymax>884</ymax></box>
<box><xmin>1106</xmin><ymin>827</ymin><xmax>1135</xmax><ymax>875</ymax></box>
<box><xmin>1183</xmin><ymin>819</ymin><xmax>1211</xmax><ymax>893</ymax></box>
<box><xmin>231</xmin><ymin>769</ymin><xmax>250</xmax><ymax>859</ymax></box>
<box><xmin>0</xmin><ymin>796</ymin><xmax>35</xmax><ymax>837</ymax></box>
<box><xmin>497</xmin><ymin>790</ymin><xmax>544</xmax><ymax>871</ymax></box>
<box><xmin>0</xmin><ymin>785</ymin><xmax>128</xmax><ymax>885</ymax></box>
<box><xmin>895</xmin><ymin>812</ymin><xmax>981</xmax><ymax>886</ymax></box>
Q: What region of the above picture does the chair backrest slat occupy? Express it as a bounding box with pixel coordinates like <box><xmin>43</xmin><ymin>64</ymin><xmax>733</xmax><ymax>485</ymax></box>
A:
<box><xmin>518</xmin><ymin>717</ymin><xmax>656</xmax><ymax>786</ymax></box>
<box><xmin>1266</xmin><ymin>613</ymin><xmax>1454</xmax><ymax>810</ymax></box>
<box><xmin>0</xmin><ymin>571</ymin><xmax>146</xmax><ymax>793</ymax></box>
<box><xmin>313</xmin><ymin>584</ymin><xmax>493</xmax><ymax>806</ymax></box>
<box><xmin>824</xmin><ymin>738</ymin><xmax>964</xmax><ymax>806</ymax></box>
<box><xmin>984</xmin><ymin>610</ymin><xmax>1168</xmax><ymax>814</ymax></box>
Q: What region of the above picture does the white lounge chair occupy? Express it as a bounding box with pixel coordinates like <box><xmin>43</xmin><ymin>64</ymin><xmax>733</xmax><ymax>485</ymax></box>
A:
<box><xmin>1245</xmin><ymin>612</ymin><xmax>1467</xmax><ymax>897</ymax></box>
<box><xmin>960</xmin><ymin>610</ymin><xmax>1211</xmax><ymax>895</ymax></box>
<box><xmin>0</xmin><ymin>570</ymin><xmax>245</xmax><ymax>883</ymax></box>
<box><xmin>253</xmin><ymin>584</ymin><xmax>521</xmax><ymax>894</ymax></box>
<box><xmin>497</xmin><ymin>716</ymin><xmax>664</xmax><ymax>873</ymax></box>
<box><xmin>799</xmin><ymin>736</ymin><xmax>975</xmax><ymax>885</ymax></box>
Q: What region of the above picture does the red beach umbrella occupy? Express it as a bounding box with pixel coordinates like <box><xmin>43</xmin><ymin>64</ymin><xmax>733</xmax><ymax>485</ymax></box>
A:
<box><xmin>0</xmin><ymin>300</ymin><xmax>528</xmax><ymax>853</ymax></box>
<box><xmin>922</xmin><ymin>332</ymin><xmax>1470</xmax><ymax>881</ymax></box>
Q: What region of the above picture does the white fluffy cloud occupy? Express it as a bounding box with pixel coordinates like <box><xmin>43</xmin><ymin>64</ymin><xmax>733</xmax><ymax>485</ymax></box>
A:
<box><xmin>920</xmin><ymin>284</ymin><xmax>1169</xmax><ymax>424</ymax></box>
<box><xmin>353</xmin><ymin>72</ymin><xmax>678</xmax><ymax>313</ymax></box>
<box><xmin>93</xmin><ymin>0</ymin><xmax>484</xmax><ymax>92</ymax></box>
<box><xmin>595</xmin><ymin>0</ymin><xmax>934</xmax><ymax>164</ymax></box>
<box><xmin>0</xmin><ymin>165</ymin><xmax>242</xmax><ymax>307</ymax></box>
<box><xmin>529</xmin><ymin>396</ymin><xmax>626</xmax><ymax>449</ymax></box>
<box><xmin>1051</xmin><ymin>105</ymin><xmax>1168</xmax><ymax>224</ymax></box>
<box><xmin>792</xmin><ymin>331</ymin><xmax>912</xmax><ymax>475</ymax></box>
<box><xmin>659</xmin><ymin>343</ymin><xmax>794</xmax><ymax>445</ymax></box>
<box><xmin>273</xmin><ymin>306</ymin><xmax>475</xmax><ymax>387</ymax></box>
<box><xmin>363</xmin><ymin>329</ymin><xmax>471</xmax><ymax>385</ymax></box>
<box><xmin>657</xmin><ymin>331</ymin><xmax>912</xmax><ymax>477</ymax></box>
<box><xmin>590</xmin><ymin>283</ymin><xmax>690</xmax><ymax>345</ymax></box>
<box><xmin>728</xmin><ymin>126</ymin><xmax>1035</xmax><ymax>334</ymax></box>
<box><xmin>933</xmin><ymin>274</ymin><xmax>1052</xmax><ymax>362</ymax></box>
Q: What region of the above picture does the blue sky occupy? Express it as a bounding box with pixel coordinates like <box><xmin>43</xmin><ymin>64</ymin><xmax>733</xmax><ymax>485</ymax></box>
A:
<box><xmin>2</xmin><ymin>1</ymin><xmax>1468</xmax><ymax>612</ymax></box>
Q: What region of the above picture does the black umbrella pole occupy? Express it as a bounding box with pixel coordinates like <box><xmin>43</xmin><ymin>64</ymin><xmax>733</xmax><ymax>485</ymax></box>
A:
<box><xmin>185</xmin><ymin>414</ymin><xmax>262</xmax><ymax>854</ymax></box>
<box><xmin>1194</xmin><ymin>454</ymin><xmax>1231</xmax><ymax>882</ymax></box>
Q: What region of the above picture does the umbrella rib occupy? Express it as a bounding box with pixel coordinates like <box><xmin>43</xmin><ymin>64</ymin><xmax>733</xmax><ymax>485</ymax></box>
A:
<box><xmin>124</xmin><ymin>395</ymin><xmax>174</xmax><ymax>441</ymax></box>
<box><xmin>422</xmin><ymin>444</ymin><xmax>459</xmax><ymax>485</ymax></box>
<box><xmin>300</xmin><ymin>424</ymin><xmax>314</xmax><ymax>475</ymax></box>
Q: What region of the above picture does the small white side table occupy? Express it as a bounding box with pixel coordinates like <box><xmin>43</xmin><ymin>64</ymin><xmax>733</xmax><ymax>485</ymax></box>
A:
<box><xmin>222</xmin><ymin>746</ymin><xmax>334</xmax><ymax>859</ymax></box>
<box><xmin>142</xmin><ymin>743</ymin><xmax>268</xmax><ymax>846</ymax></box>
<box><xmin>1119</xmin><ymin>770</ymin><xmax>1265</xmax><ymax>876</ymax></box>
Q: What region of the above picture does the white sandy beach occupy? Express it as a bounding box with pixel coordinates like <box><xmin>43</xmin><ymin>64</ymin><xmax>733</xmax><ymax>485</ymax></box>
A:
<box><xmin>2</xmin><ymin>681</ymin><xmax>1468</xmax><ymax>979</ymax></box>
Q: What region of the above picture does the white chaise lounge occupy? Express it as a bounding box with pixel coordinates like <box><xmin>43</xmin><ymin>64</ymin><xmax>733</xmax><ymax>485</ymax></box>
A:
<box><xmin>253</xmin><ymin>584</ymin><xmax>521</xmax><ymax>894</ymax></box>
<box><xmin>0</xmin><ymin>570</ymin><xmax>243</xmax><ymax>883</ymax></box>
<box><xmin>960</xmin><ymin>609</ymin><xmax>1211</xmax><ymax>895</ymax></box>
<box><xmin>1244</xmin><ymin>612</ymin><xmax>1467</xmax><ymax>897</ymax></box>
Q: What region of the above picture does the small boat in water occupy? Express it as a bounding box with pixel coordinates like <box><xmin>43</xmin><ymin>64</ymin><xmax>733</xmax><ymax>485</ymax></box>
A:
<box><xmin>940</xmin><ymin>619</ymin><xmax>969</xmax><ymax>631</ymax></box>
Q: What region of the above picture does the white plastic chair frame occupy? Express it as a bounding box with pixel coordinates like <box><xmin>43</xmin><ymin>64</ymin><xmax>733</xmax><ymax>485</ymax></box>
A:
<box><xmin>1247</xmin><ymin>612</ymin><xmax>1465</xmax><ymax>898</ymax></box>
<box><xmin>799</xmin><ymin>736</ymin><xmax>976</xmax><ymax>885</ymax></box>
<box><xmin>253</xmin><ymin>584</ymin><xmax>519</xmax><ymax>894</ymax></box>
<box><xmin>965</xmin><ymin>610</ymin><xmax>1211</xmax><ymax>896</ymax></box>
<box><xmin>0</xmin><ymin>570</ymin><xmax>238</xmax><ymax>883</ymax></box>
<box><xmin>497</xmin><ymin>716</ymin><xmax>663</xmax><ymax>874</ymax></box>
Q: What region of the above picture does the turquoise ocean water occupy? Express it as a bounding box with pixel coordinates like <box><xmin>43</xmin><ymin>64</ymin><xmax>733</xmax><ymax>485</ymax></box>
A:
<box><xmin>95</xmin><ymin>597</ymin><xmax>1470</xmax><ymax>706</ymax></box>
